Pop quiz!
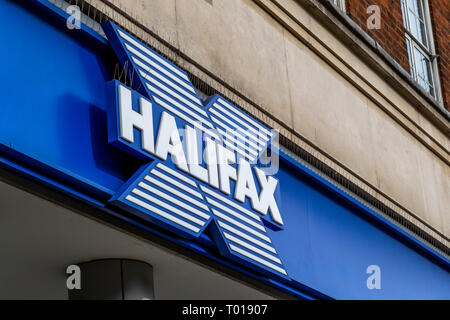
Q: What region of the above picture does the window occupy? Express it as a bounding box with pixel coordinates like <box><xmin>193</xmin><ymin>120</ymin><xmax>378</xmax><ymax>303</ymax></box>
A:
<box><xmin>331</xmin><ymin>0</ymin><xmax>346</xmax><ymax>12</ymax></box>
<box><xmin>401</xmin><ymin>0</ymin><xmax>440</xmax><ymax>99</ymax></box>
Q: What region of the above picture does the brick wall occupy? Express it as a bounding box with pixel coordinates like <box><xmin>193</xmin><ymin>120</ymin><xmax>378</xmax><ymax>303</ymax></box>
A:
<box><xmin>345</xmin><ymin>0</ymin><xmax>410</xmax><ymax>72</ymax></box>
<box><xmin>345</xmin><ymin>0</ymin><xmax>449</xmax><ymax>110</ymax></box>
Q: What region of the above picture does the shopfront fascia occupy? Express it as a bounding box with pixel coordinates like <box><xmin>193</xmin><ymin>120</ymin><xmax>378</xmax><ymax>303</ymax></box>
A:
<box><xmin>0</xmin><ymin>0</ymin><xmax>448</xmax><ymax>299</ymax></box>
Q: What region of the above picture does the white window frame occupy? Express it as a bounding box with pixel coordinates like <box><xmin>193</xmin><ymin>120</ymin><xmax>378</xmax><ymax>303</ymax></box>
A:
<box><xmin>331</xmin><ymin>0</ymin><xmax>346</xmax><ymax>12</ymax></box>
<box><xmin>401</xmin><ymin>0</ymin><xmax>442</xmax><ymax>102</ymax></box>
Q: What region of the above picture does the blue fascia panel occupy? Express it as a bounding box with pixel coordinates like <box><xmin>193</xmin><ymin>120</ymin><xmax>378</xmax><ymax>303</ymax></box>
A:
<box><xmin>0</xmin><ymin>0</ymin><xmax>448</xmax><ymax>299</ymax></box>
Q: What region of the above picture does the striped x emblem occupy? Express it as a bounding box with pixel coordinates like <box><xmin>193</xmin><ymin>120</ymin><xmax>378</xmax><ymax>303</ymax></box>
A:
<box><xmin>103</xmin><ymin>21</ymin><xmax>289</xmax><ymax>279</ymax></box>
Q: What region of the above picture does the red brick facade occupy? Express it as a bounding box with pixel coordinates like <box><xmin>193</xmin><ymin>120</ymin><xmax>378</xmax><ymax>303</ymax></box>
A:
<box><xmin>345</xmin><ymin>0</ymin><xmax>449</xmax><ymax>110</ymax></box>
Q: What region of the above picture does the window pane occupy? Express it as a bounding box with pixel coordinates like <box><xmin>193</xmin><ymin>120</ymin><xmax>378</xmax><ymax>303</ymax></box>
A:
<box><xmin>416</xmin><ymin>0</ymin><xmax>425</xmax><ymax>20</ymax></box>
<box><xmin>416</xmin><ymin>19</ymin><xmax>427</xmax><ymax>46</ymax></box>
<box><xmin>413</xmin><ymin>46</ymin><xmax>434</xmax><ymax>96</ymax></box>
<box><xmin>402</xmin><ymin>0</ymin><xmax>437</xmax><ymax>98</ymax></box>
<box><xmin>406</xmin><ymin>0</ymin><xmax>428</xmax><ymax>46</ymax></box>
<box><xmin>407</xmin><ymin>0</ymin><xmax>418</xmax><ymax>13</ymax></box>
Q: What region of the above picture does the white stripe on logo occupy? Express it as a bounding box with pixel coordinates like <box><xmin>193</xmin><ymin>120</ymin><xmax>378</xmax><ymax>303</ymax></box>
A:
<box><xmin>217</xmin><ymin>221</ymin><xmax>276</xmax><ymax>253</ymax></box>
<box><xmin>151</xmin><ymin>169</ymin><xmax>203</xmax><ymax>199</ymax></box>
<box><xmin>125</xmin><ymin>195</ymin><xmax>200</xmax><ymax>233</ymax></box>
<box><xmin>118</xmin><ymin>29</ymin><xmax>191</xmax><ymax>82</ymax></box>
<box><xmin>229</xmin><ymin>244</ymin><xmax>287</xmax><ymax>275</ymax></box>
<box><xmin>132</xmin><ymin>188</ymin><xmax>205</xmax><ymax>226</ymax></box>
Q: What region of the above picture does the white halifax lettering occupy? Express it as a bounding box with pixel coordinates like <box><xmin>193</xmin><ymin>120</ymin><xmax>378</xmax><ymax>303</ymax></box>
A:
<box><xmin>117</xmin><ymin>84</ymin><xmax>282</xmax><ymax>225</ymax></box>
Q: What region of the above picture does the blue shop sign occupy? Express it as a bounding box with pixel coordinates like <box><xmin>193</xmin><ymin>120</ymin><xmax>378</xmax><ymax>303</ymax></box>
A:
<box><xmin>0</xmin><ymin>0</ymin><xmax>448</xmax><ymax>299</ymax></box>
